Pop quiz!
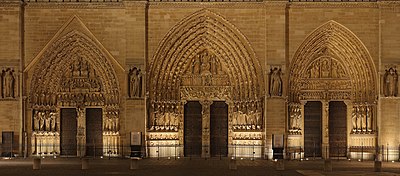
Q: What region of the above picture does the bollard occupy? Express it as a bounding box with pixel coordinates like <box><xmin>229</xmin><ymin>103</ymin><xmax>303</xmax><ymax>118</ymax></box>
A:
<box><xmin>81</xmin><ymin>158</ymin><xmax>89</xmax><ymax>170</ymax></box>
<box><xmin>33</xmin><ymin>158</ymin><xmax>41</xmax><ymax>170</ymax></box>
<box><xmin>229</xmin><ymin>159</ymin><xmax>237</xmax><ymax>170</ymax></box>
<box><xmin>374</xmin><ymin>161</ymin><xmax>382</xmax><ymax>172</ymax></box>
<box><xmin>130</xmin><ymin>158</ymin><xmax>139</xmax><ymax>170</ymax></box>
<box><xmin>324</xmin><ymin>159</ymin><xmax>332</xmax><ymax>172</ymax></box>
<box><xmin>275</xmin><ymin>159</ymin><xmax>285</xmax><ymax>171</ymax></box>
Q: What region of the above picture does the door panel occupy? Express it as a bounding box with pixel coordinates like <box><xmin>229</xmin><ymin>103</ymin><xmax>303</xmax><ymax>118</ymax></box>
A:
<box><xmin>86</xmin><ymin>108</ymin><xmax>103</xmax><ymax>156</ymax></box>
<box><xmin>184</xmin><ymin>101</ymin><xmax>202</xmax><ymax>157</ymax></box>
<box><xmin>329</xmin><ymin>101</ymin><xmax>347</xmax><ymax>157</ymax></box>
<box><xmin>304</xmin><ymin>101</ymin><xmax>322</xmax><ymax>157</ymax></box>
<box><xmin>1</xmin><ymin>132</ymin><xmax>13</xmax><ymax>157</ymax></box>
<box><xmin>210</xmin><ymin>101</ymin><xmax>228</xmax><ymax>157</ymax></box>
<box><xmin>60</xmin><ymin>108</ymin><xmax>77</xmax><ymax>156</ymax></box>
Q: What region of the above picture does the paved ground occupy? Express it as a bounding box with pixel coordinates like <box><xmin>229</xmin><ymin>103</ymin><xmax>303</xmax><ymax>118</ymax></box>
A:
<box><xmin>0</xmin><ymin>157</ymin><xmax>399</xmax><ymax>176</ymax></box>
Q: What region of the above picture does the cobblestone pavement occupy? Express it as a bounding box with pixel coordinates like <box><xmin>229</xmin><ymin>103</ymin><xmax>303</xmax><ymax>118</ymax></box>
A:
<box><xmin>0</xmin><ymin>157</ymin><xmax>399</xmax><ymax>176</ymax></box>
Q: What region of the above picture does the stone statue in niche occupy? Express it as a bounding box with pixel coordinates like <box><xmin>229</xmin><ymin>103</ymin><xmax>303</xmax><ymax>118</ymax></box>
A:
<box><xmin>2</xmin><ymin>68</ymin><xmax>15</xmax><ymax>98</ymax></box>
<box><xmin>383</xmin><ymin>67</ymin><xmax>398</xmax><ymax>97</ymax></box>
<box><xmin>128</xmin><ymin>67</ymin><xmax>142</xmax><ymax>98</ymax></box>
<box><xmin>269</xmin><ymin>67</ymin><xmax>282</xmax><ymax>97</ymax></box>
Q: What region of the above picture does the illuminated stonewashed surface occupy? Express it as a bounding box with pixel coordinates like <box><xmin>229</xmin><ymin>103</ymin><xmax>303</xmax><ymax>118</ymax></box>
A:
<box><xmin>1</xmin><ymin>0</ymin><xmax>400</xmax><ymax>171</ymax></box>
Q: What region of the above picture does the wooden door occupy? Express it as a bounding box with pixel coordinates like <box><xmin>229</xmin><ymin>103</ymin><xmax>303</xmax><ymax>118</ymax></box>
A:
<box><xmin>184</xmin><ymin>101</ymin><xmax>202</xmax><ymax>157</ymax></box>
<box><xmin>86</xmin><ymin>108</ymin><xmax>103</xmax><ymax>156</ymax></box>
<box><xmin>210</xmin><ymin>101</ymin><xmax>228</xmax><ymax>157</ymax></box>
<box><xmin>329</xmin><ymin>101</ymin><xmax>347</xmax><ymax>157</ymax></box>
<box><xmin>60</xmin><ymin>108</ymin><xmax>77</xmax><ymax>156</ymax></box>
<box><xmin>304</xmin><ymin>101</ymin><xmax>322</xmax><ymax>157</ymax></box>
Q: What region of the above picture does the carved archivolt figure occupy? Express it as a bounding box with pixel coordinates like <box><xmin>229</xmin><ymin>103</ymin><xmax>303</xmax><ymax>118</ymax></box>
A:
<box><xmin>384</xmin><ymin>67</ymin><xmax>398</xmax><ymax>97</ymax></box>
<box><xmin>269</xmin><ymin>67</ymin><xmax>282</xmax><ymax>97</ymax></box>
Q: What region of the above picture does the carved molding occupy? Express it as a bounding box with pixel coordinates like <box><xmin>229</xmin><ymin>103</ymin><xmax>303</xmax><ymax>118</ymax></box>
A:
<box><xmin>25</xmin><ymin>2</ymin><xmax>124</xmax><ymax>9</ymax></box>
<box><xmin>288</xmin><ymin>2</ymin><xmax>378</xmax><ymax>8</ymax></box>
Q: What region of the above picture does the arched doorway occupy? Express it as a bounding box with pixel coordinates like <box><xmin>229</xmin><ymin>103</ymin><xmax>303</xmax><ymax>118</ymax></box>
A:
<box><xmin>288</xmin><ymin>21</ymin><xmax>378</xmax><ymax>159</ymax></box>
<box><xmin>27</xmin><ymin>28</ymin><xmax>121</xmax><ymax>157</ymax></box>
<box><xmin>147</xmin><ymin>10</ymin><xmax>264</xmax><ymax>158</ymax></box>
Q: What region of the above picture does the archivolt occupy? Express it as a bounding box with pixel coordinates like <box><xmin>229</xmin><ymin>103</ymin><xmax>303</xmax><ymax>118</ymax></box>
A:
<box><xmin>289</xmin><ymin>20</ymin><xmax>377</xmax><ymax>103</ymax></box>
<box><xmin>148</xmin><ymin>9</ymin><xmax>263</xmax><ymax>101</ymax></box>
<box><xmin>30</xmin><ymin>31</ymin><xmax>120</xmax><ymax>106</ymax></box>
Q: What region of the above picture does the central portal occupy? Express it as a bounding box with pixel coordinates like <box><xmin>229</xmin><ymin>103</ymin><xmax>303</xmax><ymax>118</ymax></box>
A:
<box><xmin>210</xmin><ymin>101</ymin><xmax>228</xmax><ymax>157</ymax></box>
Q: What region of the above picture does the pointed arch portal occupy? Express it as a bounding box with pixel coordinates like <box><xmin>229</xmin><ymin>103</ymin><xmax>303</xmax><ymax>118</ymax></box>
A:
<box><xmin>28</xmin><ymin>17</ymin><xmax>121</xmax><ymax>157</ymax></box>
<box><xmin>288</xmin><ymin>21</ymin><xmax>378</xmax><ymax>159</ymax></box>
<box><xmin>147</xmin><ymin>10</ymin><xmax>264</xmax><ymax>158</ymax></box>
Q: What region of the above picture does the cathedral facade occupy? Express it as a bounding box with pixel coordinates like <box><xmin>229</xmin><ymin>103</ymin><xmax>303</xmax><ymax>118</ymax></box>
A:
<box><xmin>0</xmin><ymin>0</ymin><xmax>399</xmax><ymax>160</ymax></box>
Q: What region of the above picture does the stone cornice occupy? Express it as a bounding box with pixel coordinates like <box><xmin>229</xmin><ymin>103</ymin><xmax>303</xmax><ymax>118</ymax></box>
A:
<box><xmin>123</xmin><ymin>1</ymin><xmax>147</xmax><ymax>8</ymax></box>
<box><xmin>0</xmin><ymin>1</ymin><xmax>22</xmax><ymax>8</ymax></box>
<box><xmin>147</xmin><ymin>2</ymin><xmax>266</xmax><ymax>9</ymax></box>
<box><xmin>25</xmin><ymin>2</ymin><xmax>124</xmax><ymax>9</ymax></box>
<box><xmin>378</xmin><ymin>1</ymin><xmax>400</xmax><ymax>9</ymax></box>
<box><xmin>288</xmin><ymin>2</ymin><xmax>378</xmax><ymax>8</ymax></box>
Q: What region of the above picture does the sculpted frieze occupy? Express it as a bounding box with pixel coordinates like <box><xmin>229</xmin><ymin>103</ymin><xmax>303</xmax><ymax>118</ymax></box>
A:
<box><xmin>180</xmin><ymin>86</ymin><xmax>231</xmax><ymax>100</ymax></box>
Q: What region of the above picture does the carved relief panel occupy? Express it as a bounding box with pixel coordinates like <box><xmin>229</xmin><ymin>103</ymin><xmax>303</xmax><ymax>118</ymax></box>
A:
<box><xmin>297</xmin><ymin>56</ymin><xmax>351</xmax><ymax>101</ymax></box>
<box><xmin>181</xmin><ymin>50</ymin><xmax>229</xmax><ymax>87</ymax></box>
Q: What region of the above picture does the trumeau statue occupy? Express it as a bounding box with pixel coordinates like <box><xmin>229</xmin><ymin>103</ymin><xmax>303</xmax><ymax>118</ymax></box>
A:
<box><xmin>383</xmin><ymin>67</ymin><xmax>398</xmax><ymax>97</ymax></box>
